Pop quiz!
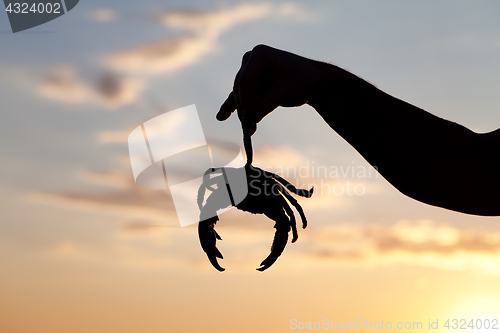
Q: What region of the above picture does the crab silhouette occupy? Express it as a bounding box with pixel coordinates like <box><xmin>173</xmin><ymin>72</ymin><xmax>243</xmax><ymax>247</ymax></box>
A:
<box><xmin>197</xmin><ymin>163</ymin><xmax>313</xmax><ymax>272</ymax></box>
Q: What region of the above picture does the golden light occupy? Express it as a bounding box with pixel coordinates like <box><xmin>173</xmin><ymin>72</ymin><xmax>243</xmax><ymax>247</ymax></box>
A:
<box><xmin>444</xmin><ymin>295</ymin><xmax>500</xmax><ymax>333</ymax></box>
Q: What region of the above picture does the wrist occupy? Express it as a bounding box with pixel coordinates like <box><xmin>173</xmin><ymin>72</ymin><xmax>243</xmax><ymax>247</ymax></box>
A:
<box><xmin>307</xmin><ymin>61</ymin><xmax>381</xmax><ymax>120</ymax></box>
<box><xmin>307</xmin><ymin>61</ymin><xmax>342</xmax><ymax>112</ymax></box>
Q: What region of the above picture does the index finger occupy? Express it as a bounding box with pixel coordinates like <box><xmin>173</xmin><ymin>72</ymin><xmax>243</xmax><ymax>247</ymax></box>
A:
<box><xmin>234</xmin><ymin>45</ymin><xmax>273</xmax><ymax>123</ymax></box>
<box><xmin>216</xmin><ymin>50</ymin><xmax>253</xmax><ymax>121</ymax></box>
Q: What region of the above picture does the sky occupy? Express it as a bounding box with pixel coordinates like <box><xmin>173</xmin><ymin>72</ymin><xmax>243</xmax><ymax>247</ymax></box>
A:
<box><xmin>1</xmin><ymin>1</ymin><xmax>500</xmax><ymax>332</ymax></box>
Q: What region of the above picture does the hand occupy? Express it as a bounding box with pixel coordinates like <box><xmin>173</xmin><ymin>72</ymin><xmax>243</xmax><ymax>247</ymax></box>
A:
<box><xmin>216</xmin><ymin>44</ymin><xmax>329</xmax><ymax>136</ymax></box>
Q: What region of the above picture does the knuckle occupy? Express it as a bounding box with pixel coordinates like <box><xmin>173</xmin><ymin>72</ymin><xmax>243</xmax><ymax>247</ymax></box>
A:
<box><xmin>252</xmin><ymin>44</ymin><xmax>270</xmax><ymax>54</ymax></box>
<box><xmin>242</xmin><ymin>51</ymin><xmax>252</xmax><ymax>63</ymax></box>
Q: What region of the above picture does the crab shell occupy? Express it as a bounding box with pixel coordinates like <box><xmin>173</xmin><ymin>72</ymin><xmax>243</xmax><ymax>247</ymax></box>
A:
<box><xmin>198</xmin><ymin>164</ymin><xmax>313</xmax><ymax>272</ymax></box>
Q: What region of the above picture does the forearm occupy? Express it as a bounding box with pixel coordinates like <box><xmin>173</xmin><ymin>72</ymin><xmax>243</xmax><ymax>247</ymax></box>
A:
<box><xmin>308</xmin><ymin>62</ymin><xmax>500</xmax><ymax>216</ymax></box>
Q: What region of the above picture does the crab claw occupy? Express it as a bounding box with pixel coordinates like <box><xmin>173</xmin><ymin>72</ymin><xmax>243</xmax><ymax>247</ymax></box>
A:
<box><xmin>297</xmin><ymin>186</ymin><xmax>314</xmax><ymax>198</ymax></box>
<box><xmin>198</xmin><ymin>217</ymin><xmax>225</xmax><ymax>272</ymax></box>
<box><xmin>257</xmin><ymin>227</ymin><xmax>289</xmax><ymax>272</ymax></box>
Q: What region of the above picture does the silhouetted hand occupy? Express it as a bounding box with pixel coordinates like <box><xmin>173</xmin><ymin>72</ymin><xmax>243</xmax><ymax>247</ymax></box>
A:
<box><xmin>216</xmin><ymin>44</ymin><xmax>329</xmax><ymax>136</ymax></box>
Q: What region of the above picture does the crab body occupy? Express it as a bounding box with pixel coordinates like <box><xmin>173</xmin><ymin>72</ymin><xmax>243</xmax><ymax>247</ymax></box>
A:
<box><xmin>197</xmin><ymin>164</ymin><xmax>313</xmax><ymax>271</ymax></box>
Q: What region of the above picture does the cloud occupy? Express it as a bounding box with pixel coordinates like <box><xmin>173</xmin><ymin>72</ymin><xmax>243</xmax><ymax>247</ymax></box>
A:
<box><xmin>95</xmin><ymin>73</ymin><xmax>145</xmax><ymax>108</ymax></box>
<box><xmin>117</xmin><ymin>221</ymin><xmax>173</xmax><ymax>247</ymax></box>
<box><xmin>105</xmin><ymin>37</ymin><xmax>213</xmax><ymax>74</ymax></box>
<box><xmin>248</xmin><ymin>145</ymin><xmax>384</xmax><ymax>210</ymax></box>
<box><xmin>28</xmin><ymin>143</ymin><xmax>315</xmax><ymax>229</ymax></box>
<box><xmin>105</xmin><ymin>2</ymin><xmax>316</xmax><ymax>74</ymax></box>
<box><xmin>39</xmin><ymin>3</ymin><xmax>316</xmax><ymax>109</ymax></box>
<box><xmin>86</xmin><ymin>8</ymin><xmax>118</xmax><ymax>22</ymax></box>
<box><xmin>293</xmin><ymin>220</ymin><xmax>500</xmax><ymax>275</ymax></box>
<box><xmin>33</xmin><ymin>163</ymin><xmax>500</xmax><ymax>274</ymax></box>
<box><xmin>120</xmin><ymin>221</ymin><xmax>166</xmax><ymax>233</ymax></box>
<box><xmin>38</xmin><ymin>66</ymin><xmax>90</xmax><ymax>103</ymax></box>
<box><xmin>79</xmin><ymin>171</ymin><xmax>131</xmax><ymax>189</ymax></box>
<box><xmin>159</xmin><ymin>3</ymin><xmax>273</xmax><ymax>36</ymax></box>
<box><xmin>274</xmin><ymin>2</ymin><xmax>318</xmax><ymax>23</ymax></box>
<box><xmin>38</xmin><ymin>66</ymin><xmax>145</xmax><ymax>109</ymax></box>
<box><xmin>252</xmin><ymin>145</ymin><xmax>307</xmax><ymax>170</ymax></box>
<box><xmin>105</xmin><ymin>4</ymin><xmax>270</xmax><ymax>74</ymax></box>
<box><xmin>30</xmin><ymin>174</ymin><xmax>179</xmax><ymax>224</ymax></box>
<box><xmin>52</xmin><ymin>240</ymin><xmax>196</xmax><ymax>269</ymax></box>
<box><xmin>160</xmin><ymin>3</ymin><xmax>317</xmax><ymax>33</ymax></box>
<box><xmin>72</xmin><ymin>139</ymin><xmax>381</xmax><ymax>216</ymax></box>
<box><xmin>47</xmin><ymin>217</ymin><xmax>500</xmax><ymax>275</ymax></box>
<box><xmin>98</xmin><ymin>129</ymin><xmax>133</xmax><ymax>144</ymax></box>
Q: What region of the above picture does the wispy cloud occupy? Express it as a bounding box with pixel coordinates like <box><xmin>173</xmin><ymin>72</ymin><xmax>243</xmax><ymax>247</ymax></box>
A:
<box><xmin>105</xmin><ymin>2</ymin><xmax>316</xmax><ymax>74</ymax></box>
<box><xmin>79</xmin><ymin>171</ymin><xmax>131</xmax><ymax>189</ymax></box>
<box><xmin>47</xmin><ymin>217</ymin><xmax>500</xmax><ymax>275</ymax></box>
<box><xmin>37</xmin><ymin>141</ymin><xmax>381</xmax><ymax>222</ymax></box>
<box><xmin>98</xmin><ymin>128</ymin><xmax>134</xmax><ymax>144</ymax></box>
<box><xmin>39</xmin><ymin>66</ymin><xmax>145</xmax><ymax>109</ymax></box>
<box><xmin>105</xmin><ymin>3</ymin><xmax>269</xmax><ymax>74</ymax></box>
<box><xmin>105</xmin><ymin>36</ymin><xmax>214</xmax><ymax>74</ymax></box>
<box><xmin>30</xmin><ymin>176</ymin><xmax>178</xmax><ymax>224</ymax></box>
<box><xmin>38</xmin><ymin>2</ymin><xmax>316</xmax><ymax>109</ymax></box>
<box><xmin>252</xmin><ymin>145</ymin><xmax>307</xmax><ymax>169</ymax></box>
<box><xmin>38</xmin><ymin>66</ymin><xmax>90</xmax><ymax>103</ymax></box>
<box><xmin>31</xmin><ymin>155</ymin><xmax>500</xmax><ymax>273</ymax></box>
<box><xmin>95</xmin><ymin>73</ymin><xmax>145</xmax><ymax>108</ymax></box>
<box><xmin>86</xmin><ymin>8</ymin><xmax>118</xmax><ymax>22</ymax></box>
<box><xmin>293</xmin><ymin>220</ymin><xmax>500</xmax><ymax>275</ymax></box>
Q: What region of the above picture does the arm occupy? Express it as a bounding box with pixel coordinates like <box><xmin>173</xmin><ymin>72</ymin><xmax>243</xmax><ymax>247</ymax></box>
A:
<box><xmin>218</xmin><ymin>45</ymin><xmax>500</xmax><ymax>216</ymax></box>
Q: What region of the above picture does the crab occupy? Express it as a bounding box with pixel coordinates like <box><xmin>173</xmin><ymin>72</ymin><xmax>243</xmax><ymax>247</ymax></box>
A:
<box><xmin>197</xmin><ymin>163</ymin><xmax>313</xmax><ymax>272</ymax></box>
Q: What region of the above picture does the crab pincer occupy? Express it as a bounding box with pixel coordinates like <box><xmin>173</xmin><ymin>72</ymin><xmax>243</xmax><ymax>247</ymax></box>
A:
<box><xmin>198</xmin><ymin>216</ymin><xmax>225</xmax><ymax>272</ymax></box>
<box><xmin>257</xmin><ymin>226</ymin><xmax>290</xmax><ymax>271</ymax></box>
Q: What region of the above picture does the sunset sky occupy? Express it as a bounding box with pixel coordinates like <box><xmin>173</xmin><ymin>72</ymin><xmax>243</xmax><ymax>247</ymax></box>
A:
<box><xmin>1</xmin><ymin>1</ymin><xmax>500</xmax><ymax>332</ymax></box>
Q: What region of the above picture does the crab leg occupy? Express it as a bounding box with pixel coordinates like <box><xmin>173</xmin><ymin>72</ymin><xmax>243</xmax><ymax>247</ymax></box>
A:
<box><xmin>263</xmin><ymin>170</ymin><xmax>314</xmax><ymax>198</ymax></box>
<box><xmin>257</xmin><ymin>205</ymin><xmax>291</xmax><ymax>271</ymax></box>
<box><xmin>281</xmin><ymin>196</ymin><xmax>299</xmax><ymax>243</ymax></box>
<box><xmin>275</xmin><ymin>183</ymin><xmax>309</xmax><ymax>229</ymax></box>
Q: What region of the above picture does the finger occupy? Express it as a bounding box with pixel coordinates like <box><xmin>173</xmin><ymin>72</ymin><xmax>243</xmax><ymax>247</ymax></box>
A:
<box><xmin>242</xmin><ymin>123</ymin><xmax>254</xmax><ymax>164</ymax></box>
<box><xmin>236</xmin><ymin>87</ymin><xmax>278</xmax><ymax>133</ymax></box>
<box><xmin>240</xmin><ymin>119</ymin><xmax>257</xmax><ymax>137</ymax></box>
<box><xmin>233</xmin><ymin>50</ymin><xmax>254</xmax><ymax>112</ymax></box>
<box><xmin>216</xmin><ymin>91</ymin><xmax>236</xmax><ymax>121</ymax></box>
<box><xmin>236</xmin><ymin>46</ymin><xmax>273</xmax><ymax>121</ymax></box>
<box><xmin>217</xmin><ymin>50</ymin><xmax>253</xmax><ymax>121</ymax></box>
<box><xmin>235</xmin><ymin>50</ymin><xmax>253</xmax><ymax>89</ymax></box>
<box><xmin>247</xmin><ymin>121</ymin><xmax>257</xmax><ymax>136</ymax></box>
